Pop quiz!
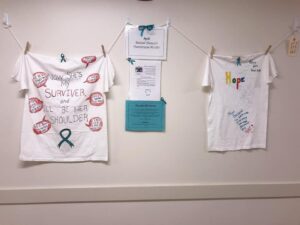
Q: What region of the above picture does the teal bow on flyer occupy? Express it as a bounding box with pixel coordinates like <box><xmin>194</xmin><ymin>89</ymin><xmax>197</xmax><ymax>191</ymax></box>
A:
<box><xmin>127</xmin><ymin>58</ymin><xmax>136</xmax><ymax>65</ymax></box>
<box><xmin>138</xmin><ymin>24</ymin><xmax>154</xmax><ymax>37</ymax></box>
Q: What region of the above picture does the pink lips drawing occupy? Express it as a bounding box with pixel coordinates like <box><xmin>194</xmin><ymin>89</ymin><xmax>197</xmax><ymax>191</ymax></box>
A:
<box><xmin>32</xmin><ymin>72</ymin><xmax>48</xmax><ymax>88</ymax></box>
<box><xmin>86</xmin><ymin>117</ymin><xmax>103</xmax><ymax>132</ymax></box>
<box><xmin>84</xmin><ymin>73</ymin><xmax>100</xmax><ymax>83</ymax></box>
<box><xmin>33</xmin><ymin>116</ymin><xmax>51</xmax><ymax>135</ymax></box>
<box><xmin>28</xmin><ymin>97</ymin><xmax>43</xmax><ymax>113</ymax></box>
<box><xmin>86</xmin><ymin>92</ymin><xmax>104</xmax><ymax>106</ymax></box>
<box><xmin>81</xmin><ymin>56</ymin><xmax>96</xmax><ymax>68</ymax></box>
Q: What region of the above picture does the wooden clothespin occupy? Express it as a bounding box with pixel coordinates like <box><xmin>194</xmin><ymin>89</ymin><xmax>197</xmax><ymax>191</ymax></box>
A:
<box><xmin>210</xmin><ymin>46</ymin><xmax>215</xmax><ymax>59</ymax></box>
<box><xmin>101</xmin><ymin>45</ymin><xmax>106</xmax><ymax>57</ymax></box>
<box><xmin>265</xmin><ymin>45</ymin><xmax>272</xmax><ymax>55</ymax></box>
<box><xmin>24</xmin><ymin>41</ymin><xmax>31</xmax><ymax>54</ymax></box>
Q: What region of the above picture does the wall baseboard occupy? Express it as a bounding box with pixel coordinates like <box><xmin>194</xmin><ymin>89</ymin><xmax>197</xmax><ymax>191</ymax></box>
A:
<box><xmin>0</xmin><ymin>183</ymin><xmax>300</xmax><ymax>204</ymax></box>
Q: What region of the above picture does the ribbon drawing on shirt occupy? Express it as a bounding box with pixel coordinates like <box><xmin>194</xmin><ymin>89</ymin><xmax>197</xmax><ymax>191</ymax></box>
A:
<box><xmin>58</xmin><ymin>128</ymin><xmax>74</xmax><ymax>148</ymax></box>
<box><xmin>127</xmin><ymin>58</ymin><xmax>136</xmax><ymax>65</ymax></box>
<box><xmin>236</xmin><ymin>57</ymin><xmax>241</xmax><ymax>66</ymax></box>
<box><xmin>60</xmin><ymin>53</ymin><xmax>66</xmax><ymax>63</ymax></box>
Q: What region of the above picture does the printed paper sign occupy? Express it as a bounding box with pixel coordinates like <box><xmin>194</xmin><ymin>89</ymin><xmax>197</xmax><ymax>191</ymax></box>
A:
<box><xmin>125</xmin><ymin>99</ymin><xmax>166</xmax><ymax>132</ymax></box>
<box><xmin>125</xmin><ymin>24</ymin><xmax>168</xmax><ymax>60</ymax></box>
<box><xmin>128</xmin><ymin>60</ymin><xmax>161</xmax><ymax>100</ymax></box>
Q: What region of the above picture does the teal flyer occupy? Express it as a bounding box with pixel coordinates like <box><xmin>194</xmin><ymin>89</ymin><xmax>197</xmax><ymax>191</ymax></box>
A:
<box><xmin>126</xmin><ymin>98</ymin><xmax>166</xmax><ymax>132</ymax></box>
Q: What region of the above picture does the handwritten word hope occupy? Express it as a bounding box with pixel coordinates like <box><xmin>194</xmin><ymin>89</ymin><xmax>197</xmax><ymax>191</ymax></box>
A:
<box><xmin>225</xmin><ymin>72</ymin><xmax>245</xmax><ymax>90</ymax></box>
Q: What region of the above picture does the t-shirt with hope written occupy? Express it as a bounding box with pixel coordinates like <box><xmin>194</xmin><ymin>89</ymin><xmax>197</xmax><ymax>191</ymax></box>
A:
<box><xmin>13</xmin><ymin>52</ymin><xmax>115</xmax><ymax>161</ymax></box>
<box><xmin>202</xmin><ymin>53</ymin><xmax>278</xmax><ymax>151</ymax></box>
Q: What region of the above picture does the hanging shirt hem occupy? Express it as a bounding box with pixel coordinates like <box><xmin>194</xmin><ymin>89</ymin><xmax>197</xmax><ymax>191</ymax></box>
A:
<box><xmin>208</xmin><ymin>145</ymin><xmax>266</xmax><ymax>151</ymax></box>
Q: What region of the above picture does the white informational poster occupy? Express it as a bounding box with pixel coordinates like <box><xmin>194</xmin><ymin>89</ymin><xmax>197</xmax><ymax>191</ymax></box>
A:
<box><xmin>125</xmin><ymin>24</ymin><xmax>168</xmax><ymax>60</ymax></box>
<box><xmin>128</xmin><ymin>60</ymin><xmax>162</xmax><ymax>100</ymax></box>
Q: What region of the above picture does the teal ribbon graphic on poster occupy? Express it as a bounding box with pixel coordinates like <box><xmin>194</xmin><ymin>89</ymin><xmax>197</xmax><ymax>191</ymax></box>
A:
<box><xmin>125</xmin><ymin>98</ymin><xmax>166</xmax><ymax>132</ymax></box>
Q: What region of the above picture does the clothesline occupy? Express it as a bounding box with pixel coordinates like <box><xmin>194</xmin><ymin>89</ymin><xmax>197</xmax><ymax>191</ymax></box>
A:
<box><xmin>114</xmin><ymin>22</ymin><xmax>209</xmax><ymax>56</ymax></box>
<box><xmin>99</xmin><ymin>23</ymin><xmax>297</xmax><ymax>57</ymax></box>
<box><xmin>170</xmin><ymin>24</ymin><xmax>209</xmax><ymax>56</ymax></box>
<box><xmin>4</xmin><ymin>21</ymin><xmax>297</xmax><ymax>57</ymax></box>
<box><xmin>270</xmin><ymin>29</ymin><xmax>296</xmax><ymax>52</ymax></box>
<box><xmin>5</xmin><ymin>23</ymin><xmax>126</xmax><ymax>55</ymax></box>
<box><xmin>6</xmin><ymin>27</ymin><xmax>23</xmax><ymax>51</ymax></box>
<box><xmin>107</xmin><ymin>25</ymin><xmax>125</xmax><ymax>54</ymax></box>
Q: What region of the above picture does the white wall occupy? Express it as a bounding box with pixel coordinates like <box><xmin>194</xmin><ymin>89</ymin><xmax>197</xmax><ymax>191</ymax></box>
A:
<box><xmin>0</xmin><ymin>0</ymin><xmax>300</xmax><ymax>224</ymax></box>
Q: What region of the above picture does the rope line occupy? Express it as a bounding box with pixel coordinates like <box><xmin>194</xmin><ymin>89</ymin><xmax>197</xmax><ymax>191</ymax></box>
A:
<box><xmin>107</xmin><ymin>25</ymin><xmax>125</xmax><ymax>53</ymax></box>
<box><xmin>270</xmin><ymin>30</ymin><xmax>296</xmax><ymax>52</ymax></box>
<box><xmin>4</xmin><ymin>20</ymin><xmax>298</xmax><ymax>56</ymax></box>
<box><xmin>7</xmin><ymin>27</ymin><xmax>23</xmax><ymax>51</ymax></box>
<box><xmin>170</xmin><ymin>24</ymin><xmax>209</xmax><ymax>56</ymax></box>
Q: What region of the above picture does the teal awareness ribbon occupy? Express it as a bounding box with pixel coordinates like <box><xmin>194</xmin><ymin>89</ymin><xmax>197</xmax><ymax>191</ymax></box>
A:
<box><xmin>127</xmin><ymin>58</ymin><xmax>135</xmax><ymax>65</ymax></box>
<box><xmin>236</xmin><ymin>57</ymin><xmax>241</xmax><ymax>66</ymax></box>
<box><xmin>138</xmin><ymin>24</ymin><xmax>154</xmax><ymax>37</ymax></box>
<box><xmin>58</xmin><ymin>128</ymin><xmax>74</xmax><ymax>148</ymax></box>
<box><xmin>60</xmin><ymin>53</ymin><xmax>66</xmax><ymax>63</ymax></box>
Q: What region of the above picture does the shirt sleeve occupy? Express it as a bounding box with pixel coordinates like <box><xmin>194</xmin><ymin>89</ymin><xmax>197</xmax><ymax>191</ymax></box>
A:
<box><xmin>12</xmin><ymin>54</ymin><xmax>29</xmax><ymax>90</ymax></box>
<box><xmin>262</xmin><ymin>53</ymin><xmax>278</xmax><ymax>84</ymax></box>
<box><xmin>201</xmin><ymin>56</ymin><xmax>213</xmax><ymax>88</ymax></box>
<box><xmin>100</xmin><ymin>56</ymin><xmax>115</xmax><ymax>93</ymax></box>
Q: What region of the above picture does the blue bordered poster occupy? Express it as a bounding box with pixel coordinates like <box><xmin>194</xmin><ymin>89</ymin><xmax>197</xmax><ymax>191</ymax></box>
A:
<box><xmin>125</xmin><ymin>98</ymin><xmax>166</xmax><ymax>132</ymax></box>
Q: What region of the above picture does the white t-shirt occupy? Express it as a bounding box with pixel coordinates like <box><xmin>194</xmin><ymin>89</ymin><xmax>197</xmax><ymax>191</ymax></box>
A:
<box><xmin>202</xmin><ymin>53</ymin><xmax>278</xmax><ymax>151</ymax></box>
<box><xmin>13</xmin><ymin>52</ymin><xmax>115</xmax><ymax>161</ymax></box>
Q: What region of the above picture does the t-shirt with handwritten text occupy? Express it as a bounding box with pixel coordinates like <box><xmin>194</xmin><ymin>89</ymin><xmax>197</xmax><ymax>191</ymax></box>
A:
<box><xmin>13</xmin><ymin>52</ymin><xmax>115</xmax><ymax>161</ymax></box>
<box><xmin>202</xmin><ymin>53</ymin><xmax>278</xmax><ymax>151</ymax></box>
